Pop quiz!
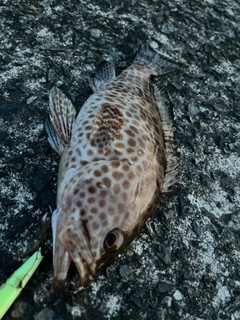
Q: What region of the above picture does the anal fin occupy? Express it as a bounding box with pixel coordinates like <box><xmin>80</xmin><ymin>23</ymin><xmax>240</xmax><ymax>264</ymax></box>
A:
<box><xmin>89</xmin><ymin>61</ymin><xmax>115</xmax><ymax>92</ymax></box>
<box><xmin>49</xmin><ymin>87</ymin><xmax>76</xmax><ymax>148</ymax></box>
<box><xmin>154</xmin><ymin>84</ymin><xmax>180</xmax><ymax>192</ymax></box>
<box><xmin>90</xmin><ymin>104</ymin><xmax>124</xmax><ymax>154</ymax></box>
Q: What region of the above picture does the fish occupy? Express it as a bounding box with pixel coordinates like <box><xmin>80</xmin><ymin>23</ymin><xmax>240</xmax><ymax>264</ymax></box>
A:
<box><xmin>46</xmin><ymin>44</ymin><xmax>179</xmax><ymax>291</ymax></box>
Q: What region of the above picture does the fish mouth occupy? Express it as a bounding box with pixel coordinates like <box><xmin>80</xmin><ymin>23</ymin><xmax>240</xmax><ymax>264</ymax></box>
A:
<box><xmin>53</xmin><ymin>255</ymin><xmax>95</xmax><ymax>291</ymax></box>
<box><xmin>72</xmin><ymin>255</ymin><xmax>96</xmax><ymax>287</ymax></box>
<box><xmin>53</xmin><ymin>226</ymin><xmax>96</xmax><ymax>291</ymax></box>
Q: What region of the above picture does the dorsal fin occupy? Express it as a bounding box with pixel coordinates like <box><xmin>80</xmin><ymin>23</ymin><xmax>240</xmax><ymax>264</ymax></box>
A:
<box><xmin>90</xmin><ymin>104</ymin><xmax>124</xmax><ymax>153</ymax></box>
<box><xmin>89</xmin><ymin>61</ymin><xmax>116</xmax><ymax>92</ymax></box>
<box><xmin>49</xmin><ymin>87</ymin><xmax>76</xmax><ymax>147</ymax></box>
<box><xmin>154</xmin><ymin>84</ymin><xmax>180</xmax><ymax>192</ymax></box>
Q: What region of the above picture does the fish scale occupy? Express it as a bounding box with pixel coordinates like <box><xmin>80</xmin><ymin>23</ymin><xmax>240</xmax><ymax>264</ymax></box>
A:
<box><xmin>46</xmin><ymin>44</ymin><xmax>179</xmax><ymax>291</ymax></box>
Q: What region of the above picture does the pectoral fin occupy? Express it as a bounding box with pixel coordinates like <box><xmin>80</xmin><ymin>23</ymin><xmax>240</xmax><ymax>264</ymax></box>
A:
<box><xmin>49</xmin><ymin>87</ymin><xmax>76</xmax><ymax>148</ymax></box>
<box><xmin>45</xmin><ymin>118</ymin><xmax>64</xmax><ymax>155</ymax></box>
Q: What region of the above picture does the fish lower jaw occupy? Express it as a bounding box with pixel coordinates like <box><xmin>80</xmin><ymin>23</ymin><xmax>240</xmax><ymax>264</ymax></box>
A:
<box><xmin>80</xmin><ymin>275</ymin><xmax>93</xmax><ymax>288</ymax></box>
<box><xmin>52</xmin><ymin>263</ymin><xmax>95</xmax><ymax>291</ymax></box>
<box><xmin>76</xmin><ymin>259</ymin><xmax>95</xmax><ymax>287</ymax></box>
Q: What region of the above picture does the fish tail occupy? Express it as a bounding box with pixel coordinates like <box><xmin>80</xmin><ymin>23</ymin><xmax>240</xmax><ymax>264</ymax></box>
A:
<box><xmin>134</xmin><ymin>44</ymin><xmax>180</xmax><ymax>75</ymax></box>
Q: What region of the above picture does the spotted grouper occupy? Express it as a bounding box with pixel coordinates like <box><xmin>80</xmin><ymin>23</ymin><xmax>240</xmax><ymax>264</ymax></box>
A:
<box><xmin>46</xmin><ymin>44</ymin><xmax>179</xmax><ymax>291</ymax></box>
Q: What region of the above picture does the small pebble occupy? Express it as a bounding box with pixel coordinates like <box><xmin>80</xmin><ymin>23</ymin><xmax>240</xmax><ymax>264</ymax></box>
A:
<box><xmin>34</xmin><ymin>308</ymin><xmax>56</xmax><ymax>320</ymax></box>
<box><xmin>86</xmin><ymin>50</ymin><xmax>94</xmax><ymax>60</ymax></box>
<box><xmin>66</xmin><ymin>304</ymin><xmax>82</xmax><ymax>317</ymax></box>
<box><xmin>118</xmin><ymin>264</ymin><xmax>132</xmax><ymax>278</ymax></box>
<box><xmin>156</xmin><ymin>281</ymin><xmax>172</xmax><ymax>293</ymax></box>
<box><xmin>158</xmin><ymin>243</ymin><xmax>172</xmax><ymax>265</ymax></box>
<box><xmin>24</xmin><ymin>148</ymin><xmax>35</xmax><ymax>157</ymax></box>
<box><xmin>90</xmin><ymin>28</ymin><xmax>101</xmax><ymax>39</ymax></box>
<box><xmin>11</xmin><ymin>301</ymin><xmax>27</xmax><ymax>318</ymax></box>
<box><xmin>188</xmin><ymin>287</ymin><xmax>197</xmax><ymax>300</ymax></box>
<box><xmin>174</xmin><ymin>247</ymin><xmax>186</xmax><ymax>260</ymax></box>
<box><xmin>188</xmin><ymin>104</ymin><xmax>200</xmax><ymax>117</ymax></box>
<box><xmin>164</xmin><ymin>210</ymin><xmax>175</xmax><ymax>220</ymax></box>
<box><xmin>26</xmin><ymin>96</ymin><xmax>38</xmax><ymax>105</ymax></box>
<box><xmin>161</xmin><ymin>296</ymin><xmax>172</xmax><ymax>307</ymax></box>
<box><xmin>129</xmin><ymin>292</ymin><xmax>143</xmax><ymax>308</ymax></box>
<box><xmin>173</xmin><ymin>290</ymin><xmax>183</xmax><ymax>301</ymax></box>
<box><xmin>192</xmin><ymin>220</ymin><xmax>201</xmax><ymax>237</ymax></box>
<box><xmin>150</xmin><ymin>41</ymin><xmax>159</xmax><ymax>50</ymax></box>
<box><xmin>228</xmin><ymin>141</ymin><xmax>240</xmax><ymax>152</ymax></box>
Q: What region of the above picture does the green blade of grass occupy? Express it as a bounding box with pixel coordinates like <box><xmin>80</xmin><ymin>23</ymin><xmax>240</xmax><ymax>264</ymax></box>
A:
<box><xmin>0</xmin><ymin>249</ymin><xmax>43</xmax><ymax>319</ymax></box>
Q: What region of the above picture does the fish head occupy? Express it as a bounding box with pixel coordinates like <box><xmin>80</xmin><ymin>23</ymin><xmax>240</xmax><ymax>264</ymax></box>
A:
<box><xmin>52</xmin><ymin>174</ymin><xmax>135</xmax><ymax>291</ymax></box>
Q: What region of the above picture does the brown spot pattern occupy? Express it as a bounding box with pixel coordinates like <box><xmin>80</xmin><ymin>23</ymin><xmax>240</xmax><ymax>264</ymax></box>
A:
<box><xmin>112</xmin><ymin>171</ymin><xmax>124</xmax><ymax>180</ymax></box>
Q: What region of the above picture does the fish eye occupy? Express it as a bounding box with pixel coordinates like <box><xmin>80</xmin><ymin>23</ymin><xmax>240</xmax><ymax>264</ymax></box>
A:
<box><xmin>104</xmin><ymin>229</ymin><xmax>124</xmax><ymax>252</ymax></box>
<box><xmin>105</xmin><ymin>233</ymin><xmax>116</xmax><ymax>247</ymax></box>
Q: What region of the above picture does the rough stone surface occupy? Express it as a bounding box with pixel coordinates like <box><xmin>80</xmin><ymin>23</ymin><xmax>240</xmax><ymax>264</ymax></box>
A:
<box><xmin>0</xmin><ymin>0</ymin><xmax>240</xmax><ymax>319</ymax></box>
<box><xmin>118</xmin><ymin>264</ymin><xmax>132</xmax><ymax>278</ymax></box>
<box><xmin>10</xmin><ymin>302</ymin><xmax>27</xmax><ymax>319</ymax></box>
<box><xmin>34</xmin><ymin>308</ymin><xmax>56</xmax><ymax>320</ymax></box>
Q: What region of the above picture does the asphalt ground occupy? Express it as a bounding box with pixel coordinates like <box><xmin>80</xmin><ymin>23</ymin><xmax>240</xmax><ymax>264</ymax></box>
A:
<box><xmin>0</xmin><ymin>0</ymin><xmax>240</xmax><ymax>319</ymax></box>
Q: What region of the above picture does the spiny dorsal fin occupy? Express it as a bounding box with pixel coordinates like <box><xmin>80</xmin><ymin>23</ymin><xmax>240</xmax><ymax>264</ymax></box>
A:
<box><xmin>90</xmin><ymin>104</ymin><xmax>124</xmax><ymax>153</ymax></box>
<box><xmin>89</xmin><ymin>61</ymin><xmax>116</xmax><ymax>92</ymax></box>
<box><xmin>153</xmin><ymin>84</ymin><xmax>180</xmax><ymax>192</ymax></box>
<box><xmin>49</xmin><ymin>87</ymin><xmax>76</xmax><ymax>147</ymax></box>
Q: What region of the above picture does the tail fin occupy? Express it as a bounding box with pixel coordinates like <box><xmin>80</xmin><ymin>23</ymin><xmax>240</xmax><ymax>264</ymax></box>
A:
<box><xmin>134</xmin><ymin>44</ymin><xmax>180</xmax><ymax>75</ymax></box>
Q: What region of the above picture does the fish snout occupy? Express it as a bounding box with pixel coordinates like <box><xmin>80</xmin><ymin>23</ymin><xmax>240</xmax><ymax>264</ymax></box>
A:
<box><xmin>52</xmin><ymin>255</ymin><xmax>96</xmax><ymax>291</ymax></box>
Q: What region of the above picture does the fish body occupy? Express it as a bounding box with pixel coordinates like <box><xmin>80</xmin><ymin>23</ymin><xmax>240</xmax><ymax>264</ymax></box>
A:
<box><xmin>47</xmin><ymin>45</ymin><xmax>179</xmax><ymax>291</ymax></box>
